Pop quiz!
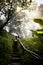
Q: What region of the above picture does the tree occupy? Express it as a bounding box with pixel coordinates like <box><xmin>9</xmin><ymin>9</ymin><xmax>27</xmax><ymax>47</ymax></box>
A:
<box><xmin>0</xmin><ymin>0</ymin><xmax>32</xmax><ymax>30</ymax></box>
<box><xmin>0</xmin><ymin>0</ymin><xmax>32</xmax><ymax>64</ymax></box>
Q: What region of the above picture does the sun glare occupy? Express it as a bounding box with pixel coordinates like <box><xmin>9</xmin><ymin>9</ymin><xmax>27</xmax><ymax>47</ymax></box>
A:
<box><xmin>16</xmin><ymin>5</ymin><xmax>42</xmax><ymax>38</ymax></box>
<box><xmin>16</xmin><ymin>6</ymin><xmax>22</xmax><ymax>12</ymax></box>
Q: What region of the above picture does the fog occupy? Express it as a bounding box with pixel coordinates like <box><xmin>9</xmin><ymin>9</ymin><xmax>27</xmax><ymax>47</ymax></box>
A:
<box><xmin>0</xmin><ymin>1</ymin><xmax>43</xmax><ymax>38</ymax></box>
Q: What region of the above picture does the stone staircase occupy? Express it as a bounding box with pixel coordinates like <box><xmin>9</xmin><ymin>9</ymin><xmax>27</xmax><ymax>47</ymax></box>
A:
<box><xmin>8</xmin><ymin>38</ymin><xmax>21</xmax><ymax>65</ymax></box>
<box><xmin>10</xmin><ymin>51</ymin><xmax>21</xmax><ymax>65</ymax></box>
<box><xmin>8</xmin><ymin>51</ymin><xmax>21</xmax><ymax>65</ymax></box>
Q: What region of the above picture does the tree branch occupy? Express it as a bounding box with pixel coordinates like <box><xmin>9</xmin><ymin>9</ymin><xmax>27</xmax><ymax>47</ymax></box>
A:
<box><xmin>0</xmin><ymin>9</ymin><xmax>10</xmax><ymax>30</ymax></box>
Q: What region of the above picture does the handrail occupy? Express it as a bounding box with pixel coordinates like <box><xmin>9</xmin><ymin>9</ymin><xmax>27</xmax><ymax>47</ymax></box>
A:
<box><xmin>18</xmin><ymin>38</ymin><xmax>43</xmax><ymax>61</ymax></box>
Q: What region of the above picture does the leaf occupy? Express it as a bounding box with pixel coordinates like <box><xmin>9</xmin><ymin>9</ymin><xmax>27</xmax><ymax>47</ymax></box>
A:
<box><xmin>31</xmin><ymin>30</ymin><xmax>43</xmax><ymax>38</ymax></box>
<box><xmin>31</xmin><ymin>30</ymin><xmax>37</xmax><ymax>35</ymax></box>
<box><xmin>34</xmin><ymin>19</ymin><xmax>43</xmax><ymax>26</ymax></box>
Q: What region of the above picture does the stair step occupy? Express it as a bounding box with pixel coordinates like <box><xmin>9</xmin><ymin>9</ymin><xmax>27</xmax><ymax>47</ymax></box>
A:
<box><xmin>11</xmin><ymin>63</ymin><xmax>20</xmax><ymax>65</ymax></box>
<box><xmin>8</xmin><ymin>63</ymin><xmax>20</xmax><ymax>65</ymax></box>
<box><xmin>12</xmin><ymin>54</ymin><xmax>20</xmax><ymax>57</ymax></box>
<box><xmin>11</xmin><ymin>58</ymin><xmax>21</xmax><ymax>63</ymax></box>
<box><xmin>12</xmin><ymin>52</ymin><xmax>19</xmax><ymax>54</ymax></box>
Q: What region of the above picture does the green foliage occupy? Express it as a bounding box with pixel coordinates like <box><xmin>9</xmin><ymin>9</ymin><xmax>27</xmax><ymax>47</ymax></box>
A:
<box><xmin>18</xmin><ymin>37</ymin><xmax>43</xmax><ymax>65</ymax></box>
<box><xmin>34</xmin><ymin>19</ymin><xmax>43</xmax><ymax>26</ymax></box>
<box><xmin>33</xmin><ymin>18</ymin><xmax>43</xmax><ymax>38</ymax></box>
<box><xmin>21</xmin><ymin>53</ymin><xmax>37</xmax><ymax>65</ymax></box>
<box><xmin>31</xmin><ymin>30</ymin><xmax>37</xmax><ymax>35</ymax></box>
<box><xmin>18</xmin><ymin>18</ymin><xmax>43</xmax><ymax>65</ymax></box>
<box><xmin>21</xmin><ymin>37</ymin><xmax>43</xmax><ymax>56</ymax></box>
<box><xmin>31</xmin><ymin>30</ymin><xmax>43</xmax><ymax>38</ymax></box>
<box><xmin>0</xmin><ymin>30</ymin><xmax>13</xmax><ymax>65</ymax></box>
<box><xmin>21</xmin><ymin>38</ymin><xmax>38</xmax><ymax>51</ymax></box>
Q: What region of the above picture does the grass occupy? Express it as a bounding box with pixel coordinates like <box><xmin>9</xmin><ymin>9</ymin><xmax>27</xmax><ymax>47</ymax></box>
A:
<box><xmin>18</xmin><ymin>37</ymin><xmax>43</xmax><ymax>65</ymax></box>
<box><xmin>21</xmin><ymin>38</ymin><xmax>43</xmax><ymax>54</ymax></box>
<box><xmin>0</xmin><ymin>30</ymin><xmax>13</xmax><ymax>65</ymax></box>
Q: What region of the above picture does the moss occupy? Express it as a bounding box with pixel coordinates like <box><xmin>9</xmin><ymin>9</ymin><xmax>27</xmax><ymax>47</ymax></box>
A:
<box><xmin>0</xmin><ymin>30</ymin><xmax>13</xmax><ymax>65</ymax></box>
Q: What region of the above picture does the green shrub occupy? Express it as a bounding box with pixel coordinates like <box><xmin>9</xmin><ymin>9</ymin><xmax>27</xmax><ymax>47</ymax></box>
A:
<box><xmin>20</xmin><ymin>37</ymin><xmax>43</xmax><ymax>65</ymax></box>
<box><xmin>0</xmin><ymin>30</ymin><xmax>13</xmax><ymax>65</ymax></box>
<box><xmin>21</xmin><ymin>38</ymin><xmax>43</xmax><ymax>54</ymax></box>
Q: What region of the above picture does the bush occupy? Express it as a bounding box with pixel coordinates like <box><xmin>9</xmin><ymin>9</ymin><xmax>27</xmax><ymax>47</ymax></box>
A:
<box><xmin>21</xmin><ymin>38</ymin><xmax>43</xmax><ymax>54</ymax></box>
<box><xmin>20</xmin><ymin>37</ymin><xmax>43</xmax><ymax>65</ymax></box>
<box><xmin>0</xmin><ymin>30</ymin><xmax>13</xmax><ymax>65</ymax></box>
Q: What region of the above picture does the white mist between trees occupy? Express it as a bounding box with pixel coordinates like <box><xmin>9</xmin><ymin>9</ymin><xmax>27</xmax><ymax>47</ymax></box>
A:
<box><xmin>15</xmin><ymin>4</ymin><xmax>43</xmax><ymax>38</ymax></box>
<box><xmin>0</xmin><ymin>1</ymin><xmax>43</xmax><ymax>38</ymax></box>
